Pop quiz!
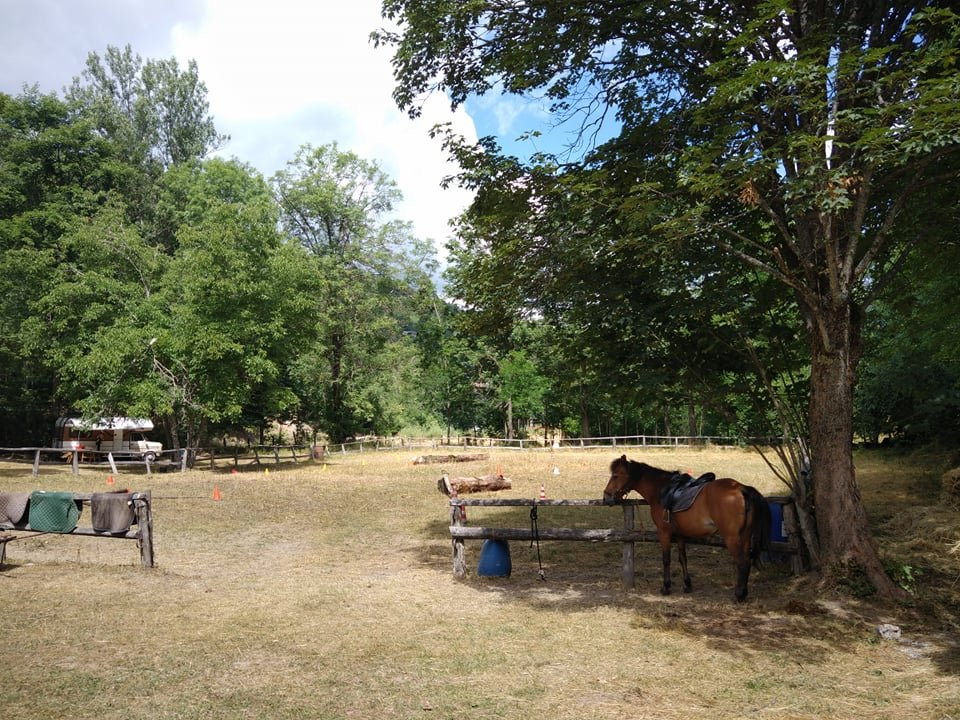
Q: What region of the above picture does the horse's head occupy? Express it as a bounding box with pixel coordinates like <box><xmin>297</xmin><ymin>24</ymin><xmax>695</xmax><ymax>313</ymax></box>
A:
<box><xmin>603</xmin><ymin>455</ymin><xmax>634</xmax><ymax>504</ymax></box>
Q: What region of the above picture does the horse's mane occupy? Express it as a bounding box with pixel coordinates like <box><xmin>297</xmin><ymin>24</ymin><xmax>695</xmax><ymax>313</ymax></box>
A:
<box><xmin>610</xmin><ymin>456</ymin><xmax>674</xmax><ymax>477</ymax></box>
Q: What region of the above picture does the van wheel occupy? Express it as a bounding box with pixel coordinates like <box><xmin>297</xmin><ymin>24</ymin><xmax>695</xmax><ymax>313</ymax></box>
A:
<box><xmin>143</xmin><ymin>452</ymin><xmax>157</xmax><ymax>463</ymax></box>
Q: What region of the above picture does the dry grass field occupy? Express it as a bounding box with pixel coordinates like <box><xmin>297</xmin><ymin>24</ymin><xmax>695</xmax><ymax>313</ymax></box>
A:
<box><xmin>1</xmin><ymin>446</ymin><xmax>958</xmax><ymax>719</ymax></box>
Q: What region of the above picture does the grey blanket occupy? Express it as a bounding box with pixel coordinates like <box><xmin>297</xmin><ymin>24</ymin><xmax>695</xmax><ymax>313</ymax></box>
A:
<box><xmin>0</xmin><ymin>492</ymin><xmax>30</xmax><ymax>526</ymax></box>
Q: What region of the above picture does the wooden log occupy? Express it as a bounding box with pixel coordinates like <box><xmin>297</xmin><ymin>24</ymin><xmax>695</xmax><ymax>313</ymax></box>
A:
<box><xmin>450</xmin><ymin>498</ymin><xmax>646</xmax><ymax>507</ymax></box>
<box><xmin>450</xmin><ymin>525</ymin><xmax>661</xmax><ymax>543</ymax></box>
<box><xmin>438</xmin><ymin>473</ymin><xmax>512</xmax><ymax>496</ymax></box>
<box><xmin>414</xmin><ymin>453</ymin><xmax>488</xmax><ymax>465</ymax></box>
<box><xmin>448</xmin><ymin>525</ymin><xmax>798</xmax><ymax>554</ymax></box>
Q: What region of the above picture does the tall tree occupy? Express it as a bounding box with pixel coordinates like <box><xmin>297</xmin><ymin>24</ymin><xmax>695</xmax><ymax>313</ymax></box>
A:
<box><xmin>273</xmin><ymin>143</ymin><xmax>439</xmax><ymax>441</ymax></box>
<box><xmin>28</xmin><ymin>160</ymin><xmax>319</xmax><ymax>456</ymax></box>
<box><xmin>0</xmin><ymin>88</ymin><xmax>122</xmax><ymax>442</ymax></box>
<box><xmin>69</xmin><ymin>44</ymin><xmax>226</xmax><ymax>171</ymax></box>
<box><xmin>378</xmin><ymin>1</ymin><xmax>960</xmax><ymax>597</ymax></box>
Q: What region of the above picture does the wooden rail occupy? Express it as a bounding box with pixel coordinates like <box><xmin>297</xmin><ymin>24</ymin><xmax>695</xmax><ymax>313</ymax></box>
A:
<box><xmin>0</xmin><ymin>490</ymin><xmax>155</xmax><ymax>567</ymax></box>
<box><xmin>448</xmin><ymin>496</ymin><xmax>802</xmax><ymax>587</ymax></box>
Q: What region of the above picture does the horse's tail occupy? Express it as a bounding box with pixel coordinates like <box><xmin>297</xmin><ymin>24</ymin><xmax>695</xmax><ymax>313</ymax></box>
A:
<box><xmin>742</xmin><ymin>485</ymin><xmax>771</xmax><ymax>569</ymax></box>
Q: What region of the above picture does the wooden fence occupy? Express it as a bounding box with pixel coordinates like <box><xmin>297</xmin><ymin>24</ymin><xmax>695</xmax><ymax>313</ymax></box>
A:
<box><xmin>0</xmin><ymin>490</ymin><xmax>155</xmax><ymax>567</ymax></box>
<box><xmin>448</xmin><ymin>496</ymin><xmax>803</xmax><ymax>587</ymax></box>
<box><xmin>0</xmin><ymin>445</ymin><xmax>320</xmax><ymax>476</ymax></box>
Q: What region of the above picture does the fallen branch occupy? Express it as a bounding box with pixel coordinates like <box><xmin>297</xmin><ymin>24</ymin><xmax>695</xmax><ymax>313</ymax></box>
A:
<box><xmin>414</xmin><ymin>453</ymin><xmax>488</xmax><ymax>465</ymax></box>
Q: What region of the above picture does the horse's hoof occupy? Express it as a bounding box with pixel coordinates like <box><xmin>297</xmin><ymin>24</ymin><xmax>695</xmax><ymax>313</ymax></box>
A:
<box><xmin>734</xmin><ymin>592</ymin><xmax>748</xmax><ymax>603</ymax></box>
<box><xmin>660</xmin><ymin>586</ymin><xmax>671</xmax><ymax>596</ymax></box>
<box><xmin>683</xmin><ymin>585</ymin><xmax>693</xmax><ymax>594</ymax></box>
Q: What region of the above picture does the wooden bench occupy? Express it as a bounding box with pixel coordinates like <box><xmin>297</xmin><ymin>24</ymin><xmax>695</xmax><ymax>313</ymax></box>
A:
<box><xmin>448</xmin><ymin>496</ymin><xmax>802</xmax><ymax>587</ymax></box>
<box><xmin>0</xmin><ymin>532</ymin><xmax>14</xmax><ymax>567</ymax></box>
<box><xmin>0</xmin><ymin>490</ymin><xmax>155</xmax><ymax>567</ymax></box>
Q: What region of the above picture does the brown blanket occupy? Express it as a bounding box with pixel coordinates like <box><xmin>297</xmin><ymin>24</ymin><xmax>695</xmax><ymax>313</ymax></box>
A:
<box><xmin>91</xmin><ymin>492</ymin><xmax>136</xmax><ymax>534</ymax></box>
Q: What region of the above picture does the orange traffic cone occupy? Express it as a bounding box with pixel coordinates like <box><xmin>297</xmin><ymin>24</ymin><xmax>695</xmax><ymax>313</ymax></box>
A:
<box><xmin>106</xmin><ymin>474</ymin><xmax>114</xmax><ymax>486</ymax></box>
<box><xmin>539</xmin><ymin>483</ymin><xmax>546</xmax><ymax>501</ymax></box>
<box><xmin>213</xmin><ymin>486</ymin><xmax>222</xmax><ymax>502</ymax></box>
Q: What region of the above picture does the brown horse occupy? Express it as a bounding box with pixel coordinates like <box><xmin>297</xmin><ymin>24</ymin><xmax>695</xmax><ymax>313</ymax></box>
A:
<box><xmin>603</xmin><ymin>455</ymin><xmax>771</xmax><ymax>602</ymax></box>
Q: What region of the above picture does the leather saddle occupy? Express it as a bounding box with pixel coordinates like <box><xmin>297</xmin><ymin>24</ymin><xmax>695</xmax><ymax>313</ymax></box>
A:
<box><xmin>659</xmin><ymin>472</ymin><xmax>716</xmax><ymax>513</ymax></box>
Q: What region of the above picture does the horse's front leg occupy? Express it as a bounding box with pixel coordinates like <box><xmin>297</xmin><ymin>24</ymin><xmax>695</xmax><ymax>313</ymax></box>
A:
<box><xmin>677</xmin><ymin>539</ymin><xmax>692</xmax><ymax>593</ymax></box>
<box><xmin>659</xmin><ymin>538</ymin><xmax>672</xmax><ymax>595</ymax></box>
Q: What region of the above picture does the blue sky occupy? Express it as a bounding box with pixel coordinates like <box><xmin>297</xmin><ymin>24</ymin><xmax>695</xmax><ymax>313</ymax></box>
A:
<box><xmin>466</xmin><ymin>87</ymin><xmax>621</xmax><ymax>164</ymax></box>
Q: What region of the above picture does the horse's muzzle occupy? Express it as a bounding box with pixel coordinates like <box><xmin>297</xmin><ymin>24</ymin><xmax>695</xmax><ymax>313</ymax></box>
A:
<box><xmin>602</xmin><ymin>492</ymin><xmax>620</xmax><ymax>505</ymax></box>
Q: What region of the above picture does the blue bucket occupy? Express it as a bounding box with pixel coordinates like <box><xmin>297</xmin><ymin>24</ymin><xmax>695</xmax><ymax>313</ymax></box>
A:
<box><xmin>477</xmin><ymin>539</ymin><xmax>512</xmax><ymax>577</ymax></box>
<box><xmin>768</xmin><ymin>502</ymin><xmax>787</xmax><ymax>542</ymax></box>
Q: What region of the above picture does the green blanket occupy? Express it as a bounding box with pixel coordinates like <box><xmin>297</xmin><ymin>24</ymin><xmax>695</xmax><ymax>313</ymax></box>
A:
<box><xmin>28</xmin><ymin>491</ymin><xmax>81</xmax><ymax>532</ymax></box>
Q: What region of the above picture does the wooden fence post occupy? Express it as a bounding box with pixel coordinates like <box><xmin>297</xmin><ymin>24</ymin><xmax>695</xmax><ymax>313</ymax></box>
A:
<box><xmin>622</xmin><ymin>503</ymin><xmax>635</xmax><ymax>589</ymax></box>
<box><xmin>135</xmin><ymin>491</ymin><xmax>155</xmax><ymax>567</ymax></box>
<box><xmin>32</xmin><ymin>449</ymin><xmax>40</xmax><ymax>477</ymax></box>
<box><xmin>451</xmin><ymin>500</ymin><xmax>466</xmax><ymax>578</ymax></box>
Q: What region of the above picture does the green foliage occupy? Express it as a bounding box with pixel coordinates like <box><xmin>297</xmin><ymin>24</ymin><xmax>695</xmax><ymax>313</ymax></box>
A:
<box><xmin>882</xmin><ymin>558</ymin><xmax>923</xmax><ymax>594</ymax></box>
<box><xmin>273</xmin><ymin>142</ymin><xmax>443</xmax><ymax>441</ymax></box>
<box><xmin>856</xmin><ymin>239</ymin><xmax>960</xmax><ymax>445</ymax></box>
<box><xmin>0</xmin><ymin>48</ymin><xmax>461</xmax><ymax>449</ymax></box>
<box><xmin>68</xmin><ymin>44</ymin><xmax>226</xmax><ymax>170</ymax></box>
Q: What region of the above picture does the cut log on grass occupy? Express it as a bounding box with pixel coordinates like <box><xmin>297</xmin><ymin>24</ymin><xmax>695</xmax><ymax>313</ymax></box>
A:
<box><xmin>413</xmin><ymin>453</ymin><xmax>488</xmax><ymax>465</ymax></box>
<box><xmin>437</xmin><ymin>473</ymin><xmax>512</xmax><ymax>496</ymax></box>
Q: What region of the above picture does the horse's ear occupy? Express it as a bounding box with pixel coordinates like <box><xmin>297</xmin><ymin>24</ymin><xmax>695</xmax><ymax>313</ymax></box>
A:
<box><xmin>620</xmin><ymin>454</ymin><xmax>627</xmax><ymax>462</ymax></box>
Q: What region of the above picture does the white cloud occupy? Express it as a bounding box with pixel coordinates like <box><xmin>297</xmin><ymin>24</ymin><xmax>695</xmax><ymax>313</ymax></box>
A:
<box><xmin>170</xmin><ymin>0</ymin><xmax>477</xmax><ymax>263</ymax></box>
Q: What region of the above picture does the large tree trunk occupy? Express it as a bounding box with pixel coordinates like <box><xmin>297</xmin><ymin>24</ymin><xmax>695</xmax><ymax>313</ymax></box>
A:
<box><xmin>804</xmin><ymin>299</ymin><xmax>906</xmax><ymax>600</ymax></box>
<box><xmin>579</xmin><ymin>390</ymin><xmax>591</xmax><ymax>440</ymax></box>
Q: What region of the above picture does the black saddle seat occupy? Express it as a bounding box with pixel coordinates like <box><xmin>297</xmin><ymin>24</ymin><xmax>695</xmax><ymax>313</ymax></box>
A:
<box><xmin>659</xmin><ymin>472</ymin><xmax>717</xmax><ymax>513</ymax></box>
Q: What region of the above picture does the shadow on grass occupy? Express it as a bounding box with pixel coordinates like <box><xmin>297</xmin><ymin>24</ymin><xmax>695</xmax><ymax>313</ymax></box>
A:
<box><xmin>416</xmin><ymin>511</ymin><xmax>960</xmax><ymax>675</ymax></box>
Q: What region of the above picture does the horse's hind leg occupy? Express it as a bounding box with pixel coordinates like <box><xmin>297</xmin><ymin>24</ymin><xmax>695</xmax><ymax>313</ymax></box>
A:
<box><xmin>725</xmin><ymin>533</ymin><xmax>752</xmax><ymax>602</ymax></box>
<box><xmin>678</xmin><ymin>539</ymin><xmax>692</xmax><ymax>593</ymax></box>
<box><xmin>734</xmin><ymin>559</ymin><xmax>751</xmax><ymax>603</ymax></box>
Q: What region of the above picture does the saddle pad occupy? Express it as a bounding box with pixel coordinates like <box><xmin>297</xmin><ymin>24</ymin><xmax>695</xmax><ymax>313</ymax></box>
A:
<box><xmin>91</xmin><ymin>492</ymin><xmax>135</xmax><ymax>534</ymax></box>
<box><xmin>0</xmin><ymin>492</ymin><xmax>30</xmax><ymax>526</ymax></box>
<box><xmin>659</xmin><ymin>472</ymin><xmax>716</xmax><ymax>513</ymax></box>
<box><xmin>28</xmin><ymin>491</ymin><xmax>81</xmax><ymax>533</ymax></box>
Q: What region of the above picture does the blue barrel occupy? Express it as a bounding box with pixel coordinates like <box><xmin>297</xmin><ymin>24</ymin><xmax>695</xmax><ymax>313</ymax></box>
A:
<box><xmin>768</xmin><ymin>502</ymin><xmax>787</xmax><ymax>542</ymax></box>
<box><xmin>477</xmin><ymin>539</ymin><xmax>512</xmax><ymax>577</ymax></box>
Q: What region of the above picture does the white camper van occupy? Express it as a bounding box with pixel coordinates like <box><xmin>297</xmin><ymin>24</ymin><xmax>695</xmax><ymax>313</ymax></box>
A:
<box><xmin>54</xmin><ymin>417</ymin><xmax>163</xmax><ymax>462</ymax></box>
